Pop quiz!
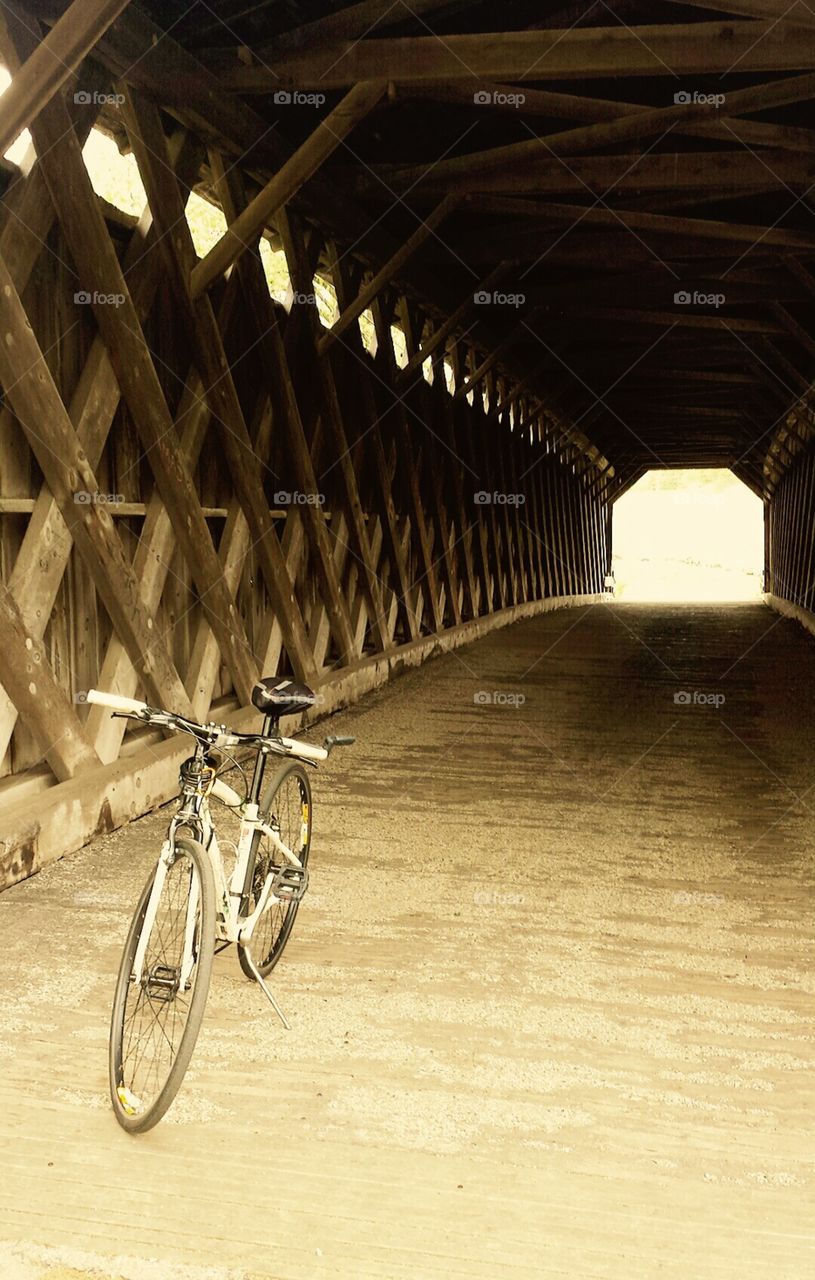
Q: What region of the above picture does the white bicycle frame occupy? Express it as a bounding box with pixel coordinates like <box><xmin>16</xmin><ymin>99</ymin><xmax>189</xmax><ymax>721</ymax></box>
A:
<box><xmin>132</xmin><ymin>761</ymin><xmax>319</xmax><ymax>989</ymax></box>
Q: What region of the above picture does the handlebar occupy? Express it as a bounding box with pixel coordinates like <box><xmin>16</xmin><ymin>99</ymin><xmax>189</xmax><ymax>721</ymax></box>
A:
<box><xmin>85</xmin><ymin>689</ymin><xmax>353</xmax><ymax>767</ymax></box>
<box><xmin>86</xmin><ymin>690</ymin><xmax>148</xmax><ymax>715</ymax></box>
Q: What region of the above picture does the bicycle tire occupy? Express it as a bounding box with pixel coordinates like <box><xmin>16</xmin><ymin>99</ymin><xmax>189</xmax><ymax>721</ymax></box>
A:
<box><xmin>109</xmin><ymin>837</ymin><xmax>215</xmax><ymax>1134</ymax></box>
<box><xmin>238</xmin><ymin>761</ymin><xmax>312</xmax><ymax>981</ymax></box>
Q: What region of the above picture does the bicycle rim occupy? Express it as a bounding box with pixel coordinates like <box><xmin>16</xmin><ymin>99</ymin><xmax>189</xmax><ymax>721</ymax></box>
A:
<box><xmin>109</xmin><ymin>837</ymin><xmax>215</xmax><ymax>1134</ymax></box>
<box><xmin>238</xmin><ymin>762</ymin><xmax>312</xmax><ymax>979</ymax></box>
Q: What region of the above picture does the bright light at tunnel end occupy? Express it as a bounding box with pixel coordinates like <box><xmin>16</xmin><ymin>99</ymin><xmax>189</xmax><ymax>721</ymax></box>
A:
<box><xmin>611</xmin><ymin>469</ymin><xmax>764</xmax><ymax>603</ymax></box>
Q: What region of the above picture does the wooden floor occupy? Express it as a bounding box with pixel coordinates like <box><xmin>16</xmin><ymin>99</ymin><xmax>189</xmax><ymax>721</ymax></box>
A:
<box><xmin>1</xmin><ymin>602</ymin><xmax>813</xmax><ymax>1279</ymax></box>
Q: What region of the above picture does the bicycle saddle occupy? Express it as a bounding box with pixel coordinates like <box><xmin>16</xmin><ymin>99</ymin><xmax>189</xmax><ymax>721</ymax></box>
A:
<box><xmin>251</xmin><ymin>677</ymin><xmax>317</xmax><ymax>719</ymax></box>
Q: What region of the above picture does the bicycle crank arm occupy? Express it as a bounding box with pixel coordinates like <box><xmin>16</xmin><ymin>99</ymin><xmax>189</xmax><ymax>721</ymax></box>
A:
<box><xmin>240</xmin><ymin>941</ymin><xmax>291</xmax><ymax>1030</ymax></box>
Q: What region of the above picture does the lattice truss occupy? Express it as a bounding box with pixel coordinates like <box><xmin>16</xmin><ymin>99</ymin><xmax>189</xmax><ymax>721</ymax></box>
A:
<box><xmin>0</xmin><ymin>2</ymin><xmax>609</xmax><ymax>799</ymax></box>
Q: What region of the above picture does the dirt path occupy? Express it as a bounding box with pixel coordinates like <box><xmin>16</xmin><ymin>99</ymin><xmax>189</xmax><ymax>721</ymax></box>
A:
<box><xmin>1</xmin><ymin>602</ymin><xmax>812</xmax><ymax>1279</ymax></box>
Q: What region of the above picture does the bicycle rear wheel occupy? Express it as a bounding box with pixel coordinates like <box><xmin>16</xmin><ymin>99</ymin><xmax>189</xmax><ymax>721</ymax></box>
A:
<box><xmin>109</xmin><ymin>837</ymin><xmax>215</xmax><ymax>1134</ymax></box>
<box><xmin>238</xmin><ymin>761</ymin><xmax>312</xmax><ymax>980</ymax></box>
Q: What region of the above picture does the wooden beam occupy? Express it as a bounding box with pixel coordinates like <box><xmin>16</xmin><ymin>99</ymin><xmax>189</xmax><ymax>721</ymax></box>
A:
<box><xmin>51</xmin><ymin>5</ymin><xmax>611</xmax><ymax>482</ymax></box>
<box><xmin>0</xmin><ymin>0</ymin><xmax>130</xmax><ymax>154</ymax></box>
<box><xmin>662</xmin><ymin>0</ymin><xmax>815</xmax><ymax>25</ymax></box>
<box><xmin>0</xmin><ymin>582</ymin><xmax>100</xmax><ymax>782</ymax></box>
<box><xmin>559</xmin><ymin>307</ymin><xmax>783</xmax><ymax>333</ymax></box>
<box><xmin>397</xmin><ymin>80</ymin><xmax>815</xmax><ymax>154</ymax></box>
<box><xmin>371</xmin><ymin>294</ymin><xmax>445</xmax><ymax>632</ymax></box>
<box><xmin>254</xmin><ymin>0</ymin><xmax>455</xmax><ymax>60</ymax></box>
<box><xmin>386</xmin><ymin>71</ymin><xmax>815</xmax><ymax>185</ymax></box>
<box><xmin>772</xmin><ymin>302</ymin><xmax>815</xmax><ymax>362</ymax></box>
<box><xmin>189</xmin><ymin>80</ymin><xmax>386</xmax><ymax>299</ymax></box>
<box><xmin>7</xmin><ymin>85</ymin><xmax>265</xmax><ymax>711</ymax></box>
<box><xmin>454</xmin><ymin>314</ymin><xmax>538</xmax><ymax>399</ymax></box>
<box><xmin>118</xmin><ymin>89</ymin><xmax>320</xmax><ymax>685</ymax></box>
<box><xmin>465</xmin><ymin>196</ymin><xmax>815</xmax><ymax>252</ymax></box>
<box><xmin>0</xmin><ymin>133</ymin><xmax>204</xmax><ymax>766</ymax></box>
<box><xmin>86</xmin><ymin>276</ymin><xmax>254</xmax><ymax>763</ymax></box>
<box><xmin>327</xmin><ymin>246</ymin><xmax>422</xmax><ymax>640</ymax></box>
<box><xmin>223</xmin><ymin>23</ymin><xmax>815</xmax><ymax>90</ymax></box>
<box><xmin>318</xmin><ymin>194</ymin><xmax>460</xmax><ymax>354</ymax></box>
<box><xmin>0</xmin><ymin>247</ymin><xmax>194</xmax><ymax>717</ymax></box>
<box><xmin>396</xmin><ymin>263</ymin><xmax>510</xmax><ymax>386</ymax></box>
<box><xmin>208</xmin><ymin>151</ymin><xmax>359</xmax><ymax>667</ymax></box>
<box><xmin>279</xmin><ymin>209</ymin><xmax>394</xmax><ymax>652</ymax></box>
<box><xmin>369</xmin><ymin>149</ymin><xmax>812</xmax><ymax>198</ymax></box>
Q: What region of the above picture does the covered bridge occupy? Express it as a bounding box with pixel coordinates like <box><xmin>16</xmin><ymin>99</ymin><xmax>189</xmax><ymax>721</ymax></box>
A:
<box><xmin>0</xmin><ymin>2</ymin><xmax>812</xmax><ymax>1276</ymax></box>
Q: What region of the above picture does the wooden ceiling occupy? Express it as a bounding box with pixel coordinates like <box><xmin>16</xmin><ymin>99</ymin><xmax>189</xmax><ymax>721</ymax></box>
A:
<box><xmin>30</xmin><ymin>0</ymin><xmax>815</xmax><ymax>499</ymax></box>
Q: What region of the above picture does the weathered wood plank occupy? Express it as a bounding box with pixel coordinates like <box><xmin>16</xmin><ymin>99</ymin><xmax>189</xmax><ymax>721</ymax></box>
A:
<box><xmin>0</xmin><ymin>581</ymin><xmax>100</xmax><ymax>781</ymax></box>
<box><xmin>224</xmin><ymin>23</ymin><xmax>815</xmax><ymax>89</ymax></box>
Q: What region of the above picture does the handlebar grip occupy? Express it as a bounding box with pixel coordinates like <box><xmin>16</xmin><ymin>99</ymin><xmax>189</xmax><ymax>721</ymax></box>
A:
<box><xmin>323</xmin><ymin>734</ymin><xmax>356</xmax><ymax>753</ymax></box>
<box><xmin>86</xmin><ymin>689</ymin><xmax>149</xmax><ymax>715</ymax></box>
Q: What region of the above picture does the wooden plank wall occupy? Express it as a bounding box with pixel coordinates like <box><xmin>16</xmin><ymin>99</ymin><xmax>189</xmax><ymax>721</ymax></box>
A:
<box><xmin>766</xmin><ymin>445</ymin><xmax>815</xmax><ymax>612</ymax></box>
<box><xmin>0</xmin><ymin>24</ymin><xmax>611</xmax><ymax>885</ymax></box>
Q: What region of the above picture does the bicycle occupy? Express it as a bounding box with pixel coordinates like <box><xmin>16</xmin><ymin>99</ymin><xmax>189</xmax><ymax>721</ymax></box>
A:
<box><xmin>86</xmin><ymin>677</ymin><xmax>354</xmax><ymax>1134</ymax></box>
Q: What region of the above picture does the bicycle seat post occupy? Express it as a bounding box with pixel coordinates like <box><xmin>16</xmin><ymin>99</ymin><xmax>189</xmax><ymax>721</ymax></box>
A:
<box><xmin>246</xmin><ymin>711</ymin><xmax>279</xmax><ymax>807</ymax></box>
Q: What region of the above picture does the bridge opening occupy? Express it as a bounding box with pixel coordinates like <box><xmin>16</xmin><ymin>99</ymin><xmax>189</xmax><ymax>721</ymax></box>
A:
<box><xmin>611</xmin><ymin>469</ymin><xmax>764</xmax><ymax>602</ymax></box>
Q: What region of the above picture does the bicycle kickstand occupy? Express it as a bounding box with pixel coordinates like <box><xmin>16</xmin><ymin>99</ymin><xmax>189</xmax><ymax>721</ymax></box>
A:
<box><xmin>240</xmin><ymin>942</ymin><xmax>291</xmax><ymax>1030</ymax></box>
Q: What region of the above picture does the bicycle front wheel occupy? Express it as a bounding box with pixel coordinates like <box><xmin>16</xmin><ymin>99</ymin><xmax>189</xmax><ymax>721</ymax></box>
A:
<box><xmin>238</xmin><ymin>761</ymin><xmax>312</xmax><ymax>980</ymax></box>
<box><xmin>109</xmin><ymin>837</ymin><xmax>215</xmax><ymax>1134</ymax></box>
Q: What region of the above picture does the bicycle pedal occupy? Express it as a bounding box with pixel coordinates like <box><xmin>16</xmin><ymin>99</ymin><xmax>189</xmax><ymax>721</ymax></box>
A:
<box><xmin>271</xmin><ymin>863</ymin><xmax>309</xmax><ymax>902</ymax></box>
